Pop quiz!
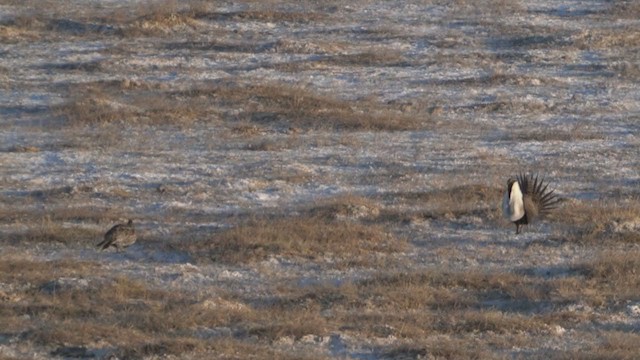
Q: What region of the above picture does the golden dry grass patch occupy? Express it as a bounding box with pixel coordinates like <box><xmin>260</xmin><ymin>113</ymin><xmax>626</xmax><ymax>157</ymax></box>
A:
<box><xmin>378</xmin><ymin>184</ymin><xmax>502</xmax><ymax>224</ymax></box>
<box><xmin>3</xmin><ymin>216</ymin><xmax>101</xmax><ymax>246</ymax></box>
<box><xmin>56</xmin><ymin>80</ymin><xmax>429</xmax><ymax>131</ymax></box>
<box><xmin>183</xmin><ymin>215</ymin><xmax>406</xmax><ymax>264</ymax></box>
<box><xmin>0</xmin><ymin>256</ymin><xmax>335</xmax><ymax>357</ymax></box>
<box><xmin>574</xmin><ymin>27</ymin><xmax>640</xmax><ymax>50</ymax></box>
<box><xmin>551</xmin><ymin>199</ymin><xmax>640</xmax><ymax>244</ymax></box>
<box><xmin>212</xmin><ymin>82</ymin><xmax>426</xmax><ymax>131</ymax></box>
<box><xmin>383</xmin><ymin>338</ymin><xmax>494</xmax><ymax>360</ymax></box>
<box><xmin>305</xmin><ymin>194</ymin><xmax>381</xmax><ymax>221</ymax></box>
<box><xmin>505</xmin><ymin>124</ymin><xmax>606</xmax><ymax>142</ymax></box>
<box><xmin>550</xmin><ymin>331</ymin><xmax>640</xmax><ymax>360</ymax></box>
<box><xmin>0</xmin><ymin>256</ymin><xmax>100</xmax><ymax>287</ymax></box>
<box><xmin>570</xmin><ymin>249</ymin><xmax>640</xmax><ymax>303</ymax></box>
<box><xmin>56</xmin><ymin>83</ymin><xmax>217</xmax><ymax>126</ymax></box>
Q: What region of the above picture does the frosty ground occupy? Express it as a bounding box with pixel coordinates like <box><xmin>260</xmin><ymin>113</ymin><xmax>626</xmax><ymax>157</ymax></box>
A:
<box><xmin>1</xmin><ymin>0</ymin><xmax>640</xmax><ymax>359</ymax></box>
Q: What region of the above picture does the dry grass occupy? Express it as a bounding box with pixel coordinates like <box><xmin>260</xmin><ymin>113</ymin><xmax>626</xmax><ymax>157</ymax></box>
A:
<box><xmin>4</xmin><ymin>216</ymin><xmax>101</xmax><ymax>246</ymax></box>
<box><xmin>0</xmin><ymin>0</ymin><xmax>330</xmax><ymax>41</ymax></box>
<box><xmin>446</xmin><ymin>0</ymin><xmax>526</xmax><ymax>19</ymax></box>
<box><xmin>316</xmin><ymin>50</ymin><xmax>408</xmax><ymax>68</ymax></box>
<box><xmin>380</xmin><ymin>184</ymin><xmax>502</xmax><ymax>223</ymax></box>
<box><xmin>305</xmin><ymin>195</ymin><xmax>381</xmax><ymax>221</ymax></box>
<box><xmin>550</xmin><ymin>332</ymin><xmax>640</xmax><ymax>360</ymax></box>
<box><xmin>183</xmin><ymin>215</ymin><xmax>406</xmax><ymax>264</ymax></box>
<box><xmin>56</xmin><ymin>80</ymin><xmax>426</xmax><ymax>131</ymax></box>
<box><xmin>0</xmin><ymin>256</ymin><xmax>332</xmax><ymax>358</ymax></box>
<box><xmin>199</xmin><ymin>9</ymin><xmax>328</xmax><ymax>24</ymax></box>
<box><xmin>55</xmin><ymin>82</ymin><xmax>215</xmax><ymax>126</ymax></box>
<box><xmin>0</xmin><ymin>203</ymin><xmax>125</xmax><ymax>228</ymax></box>
<box><xmin>574</xmin><ymin>28</ymin><xmax>640</xmax><ymax>50</ymax></box>
<box><xmin>2</xmin><ymin>0</ymin><xmax>639</xmax><ymax>358</ymax></box>
<box><xmin>506</xmin><ymin>129</ymin><xmax>604</xmax><ymax>142</ymax></box>
<box><xmin>182</xmin><ymin>82</ymin><xmax>426</xmax><ymax>131</ymax></box>
<box><xmin>551</xmin><ymin>200</ymin><xmax>640</xmax><ymax>244</ymax></box>
<box><xmin>606</xmin><ymin>0</ymin><xmax>640</xmax><ymax>19</ymax></box>
<box><xmin>384</xmin><ymin>338</ymin><xmax>494</xmax><ymax>360</ymax></box>
<box><xmin>571</xmin><ymin>250</ymin><xmax>640</xmax><ymax>303</ymax></box>
<box><xmin>2</xmin><ymin>246</ymin><xmax>640</xmax><ymax>358</ymax></box>
<box><xmin>0</xmin><ymin>257</ymin><xmax>99</xmax><ymax>285</ymax></box>
<box><xmin>242</xmin><ymin>137</ymin><xmax>302</xmax><ymax>152</ymax></box>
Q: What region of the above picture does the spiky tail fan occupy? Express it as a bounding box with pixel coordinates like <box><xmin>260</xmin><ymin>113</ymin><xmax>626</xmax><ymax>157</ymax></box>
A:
<box><xmin>516</xmin><ymin>173</ymin><xmax>561</xmax><ymax>218</ymax></box>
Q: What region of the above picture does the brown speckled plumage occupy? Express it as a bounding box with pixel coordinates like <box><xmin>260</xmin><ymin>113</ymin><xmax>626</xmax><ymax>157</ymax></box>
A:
<box><xmin>97</xmin><ymin>219</ymin><xmax>136</xmax><ymax>251</ymax></box>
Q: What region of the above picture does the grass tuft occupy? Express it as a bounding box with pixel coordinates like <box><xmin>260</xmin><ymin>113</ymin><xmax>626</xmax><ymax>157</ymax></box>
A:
<box><xmin>183</xmin><ymin>215</ymin><xmax>406</xmax><ymax>264</ymax></box>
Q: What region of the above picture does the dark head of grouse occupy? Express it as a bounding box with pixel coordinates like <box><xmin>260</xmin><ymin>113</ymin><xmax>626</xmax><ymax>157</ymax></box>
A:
<box><xmin>97</xmin><ymin>219</ymin><xmax>136</xmax><ymax>251</ymax></box>
<box><xmin>502</xmin><ymin>173</ymin><xmax>560</xmax><ymax>234</ymax></box>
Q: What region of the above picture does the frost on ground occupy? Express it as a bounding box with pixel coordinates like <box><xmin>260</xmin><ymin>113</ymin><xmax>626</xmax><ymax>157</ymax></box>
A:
<box><xmin>1</xmin><ymin>0</ymin><xmax>640</xmax><ymax>359</ymax></box>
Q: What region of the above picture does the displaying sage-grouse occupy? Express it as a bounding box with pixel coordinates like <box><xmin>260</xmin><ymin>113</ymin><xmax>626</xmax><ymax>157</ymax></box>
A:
<box><xmin>97</xmin><ymin>219</ymin><xmax>136</xmax><ymax>251</ymax></box>
<box><xmin>502</xmin><ymin>173</ymin><xmax>560</xmax><ymax>234</ymax></box>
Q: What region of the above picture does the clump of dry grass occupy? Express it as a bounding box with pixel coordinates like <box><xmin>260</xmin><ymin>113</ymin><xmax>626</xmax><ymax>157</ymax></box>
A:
<box><xmin>444</xmin><ymin>0</ymin><xmax>526</xmax><ymax>25</ymax></box>
<box><xmin>0</xmin><ymin>203</ymin><xmax>124</xmax><ymax>229</ymax></box>
<box><xmin>505</xmin><ymin>127</ymin><xmax>604</xmax><ymax>142</ymax></box>
<box><xmin>243</xmin><ymin>137</ymin><xmax>302</xmax><ymax>152</ymax></box>
<box><xmin>610</xmin><ymin>61</ymin><xmax>640</xmax><ymax>80</ymax></box>
<box><xmin>181</xmin><ymin>82</ymin><xmax>426</xmax><ymax>131</ymax></box>
<box><xmin>606</xmin><ymin>0</ymin><xmax>640</xmax><ymax>19</ymax></box>
<box><xmin>2</xmin><ymin>264</ymin><xmax>222</xmax><ymax>354</ymax></box>
<box><xmin>471</xmin><ymin>97</ymin><xmax>551</xmax><ymax>115</ymax></box>
<box><xmin>2</xmin><ymin>246</ymin><xmax>639</xmax><ymax>358</ymax></box>
<box><xmin>56</xmin><ymin>82</ymin><xmax>219</xmax><ymax>126</ymax></box>
<box><xmin>356</xmin><ymin>269</ymin><xmax>551</xmax><ymax>311</ymax></box>
<box><xmin>551</xmin><ymin>331</ymin><xmax>640</xmax><ymax>360</ymax></box>
<box><xmin>184</xmin><ymin>215</ymin><xmax>406</xmax><ymax>264</ymax></box>
<box><xmin>440</xmin><ymin>310</ymin><xmax>549</xmax><ymax>335</ymax></box>
<box><xmin>245</xmin><ymin>310</ymin><xmax>329</xmax><ymax>341</ymax></box>
<box><xmin>573</xmin><ymin>28</ymin><xmax>640</xmax><ymax>50</ymax></box>
<box><xmin>0</xmin><ymin>257</ymin><xmax>99</xmax><ymax>285</ymax></box>
<box><xmin>571</xmin><ymin>250</ymin><xmax>640</xmax><ymax>303</ymax></box>
<box><xmin>266</xmin><ymin>267</ymin><xmax>557</xmax><ymax>348</ymax></box>
<box><xmin>551</xmin><ymin>200</ymin><xmax>640</xmax><ymax>244</ymax></box>
<box><xmin>0</xmin><ymin>254</ymin><xmax>334</xmax><ymax>358</ymax></box>
<box><xmin>203</xmin><ymin>8</ymin><xmax>328</xmax><ymax>23</ymax></box>
<box><xmin>229</xmin><ymin>123</ymin><xmax>264</xmax><ymax>136</ymax></box>
<box><xmin>380</xmin><ymin>184</ymin><xmax>502</xmax><ymax>223</ymax></box>
<box><xmin>5</xmin><ymin>144</ymin><xmax>40</xmax><ymax>153</ymax></box>
<box><xmin>55</xmin><ymin>85</ymin><xmax>135</xmax><ymax>125</ymax></box>
<box><xmin>384</xmin><ymin>338</ymin><xmax>493</xmax><ymax>360</ymax></box>
<box><xmin>0</xmin><ymin>0</ymin><xmax>330</xmax><ymax>41</ymax></box>
<box><xmin>0</xmin><ymin>13</ymin><xmax>54</xmax><ymax>42</ymax></box>
<box><xmin>317</xmin><ymin>50</ymin><xmax>408</xmax><ymax>67</ymax></box>
<box><xmin>5</xmin><ymin>216</ymin><xmax>101</xmax><ymax>246</ymax></box>
<box><xmin>416</xmin><ymin>184</ymin><xmax>500</xmax><ymax>207</ymax></box>
<box><xmin>57</xmin><ymin>80</ymin><xmax>427</xmax><ymax>131</ymax></box>
<box><xmin>306</xmin><ymin>195</ymin><xmax>381</xmax><ymax>221</ymax></box>
<box><xmin>124</xmin><ymin>6</ymin><xmax>201</xmax><ymax>36</ymax></box>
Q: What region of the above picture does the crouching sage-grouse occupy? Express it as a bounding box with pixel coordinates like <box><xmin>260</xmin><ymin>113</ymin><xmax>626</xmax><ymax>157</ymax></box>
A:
<box><xmin>502</xmin><ymin>173</ymin><xmax>560</xmax><ymax>234</ymax></box>
<box><xmin>97</xmin><ymin>219</ymin><xmax>136</xmax><ymax>251</ymax></box>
